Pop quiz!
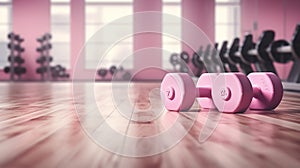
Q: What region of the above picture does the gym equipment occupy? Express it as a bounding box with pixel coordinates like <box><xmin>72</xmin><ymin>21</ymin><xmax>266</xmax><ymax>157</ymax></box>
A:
<box><xmin>228</xmin><ymin>38</ymin><xmax>254</xmax><ymax>74</ymax></box>
<box><xmin>210</xmin><ymin>43</ymin><xmax>221</xmax><ymax>72</ymax></box>
<box><xmin>191</xmin><ymin>51</ymin><xmax>204</xmax><ymax>77</ymax></box>
<box><xmin>269</xmin><ymin>24</ymin><xmax>300</xmax><ymax>83</ymax></box>
<box><xmin>50</xmin><ymin>64</ymin><xmax>70</xmax><ymax>80</ymax></box>
<box><xmin>161</xmin><ymin>72</ymin><xmax>283</xmax><ymax>113</ymax></box>
<box><xmin>240</xmin><ymin>31</ymin><xmax>277</xmax><ymax>74</ymax></box>
<box><xmin>213</xmin><ymin>72</ymin><xmax>282</xmax><ymax>111</ymax></box>
<box><xmin>97</xmin><ymin>66</ymin><xmax>132</xmax><ymax>81</ymax></box>
<box><xmin>160</xmin><ymin>73</ymin><xmax>252</xmax><ymax>113</ymax></box>
<box><xmin>169</xmin><ymin>51</ymin><xmax>191</xmax><ymax>73</ymax></box>
<box><xmin>169</xmin><ymin>53</ymin><xmax>180</xmax><ymax>71</ymax></box>
<box><xmin>201</xmin><ymin>44</ymin><xmax>214</xmax><ymax>72</ymax></box>
<box><xmin>180</xmin><ymin>51</ymin><xmax>189</xmax><ymax>63</ymax></box>
<box><xmin>109</xmin><ymin>65</ymin><xmax>117</xmax><ymax>75</ymax></box>
<box><xmin>4</xmin><ymin>67</ymin><xmax>26</xmax><ymax>76</ymax></box>
<box><xmin>8</xmin><ymin>55</ymin><xmax>25</xmax><ymax>64</ymax></box>
<box><xmin>36</xmin><ymin>33</ymin><xmax>53</xmax><ymax>81</ymax></box>
<box><xmin>179</xmin><ymin>51</ymin><xmax>190</xmax><ymax>73</ymax></box>
<box><xmin>219</xmin><ymin>41</ymin><xmax>239</xmax><ymax>72</ymax></box>
<box><xmin>246</xmin><ymin>72</ymin><xmax>283</xmax><ymax>110</ymax></box>
<box><xmin>4</xmin><ymin>32</ymin><xmax>26</xmax><ymax>80</ymax></box>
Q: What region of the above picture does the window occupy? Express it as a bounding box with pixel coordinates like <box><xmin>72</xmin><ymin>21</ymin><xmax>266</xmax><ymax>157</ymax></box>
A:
<box><xmin>0</xmin><ymin>0</ymin><xmax>12</xmax><ymax>68</ymax></box>
<box><xmin>215</xmin><ymin>0</ymin><xmax>240</xmax><ymax>43</ymax></box>
<box><xmin>85</xmin><ymin>0</ymin><xmax>133</xmax><ymax>69</ymax></box>
<box><xmin>162</xmin><ymin>0</ymin><xmax>181</xmax><ymax>69</ymax></box>
<box><xmin>51</xmin><ymin>0</ymin><xmax>70</xmax><ymax>68</ymax></box>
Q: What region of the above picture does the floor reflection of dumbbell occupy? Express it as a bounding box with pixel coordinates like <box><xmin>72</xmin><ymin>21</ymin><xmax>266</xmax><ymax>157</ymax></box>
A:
<box><xmin>269</xmin><ymin>24</ymin><xmax>300</xmax><ymax>82</ymax></box>
<box><xmin>161</xmin><ymin>72</ymin><xmax>283</xmax><ymax>113</ymax></box>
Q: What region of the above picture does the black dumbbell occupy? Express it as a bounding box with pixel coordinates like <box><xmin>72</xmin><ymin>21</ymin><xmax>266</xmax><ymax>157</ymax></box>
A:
<box><xmin>4</xmin><ymin>66</ymin><xmax>26</xmax><ymax>74</ymax></box>
<box><xmin>36</xmin><ymin>43</ymin><xmax>52</xmax><ymax>52</ymax></box>
<box><xmin>269</xmin><ymin>24</ymin><xmax>300</xmax><ymax>82</ymax></box>
<box><xmin>8</xmin><ymin>55</ymin><xmax>25</xmax><ymax>64</ymax></box>
<box><xmin>15</xmin><ymin>67</ymin><xmax>26</xmax><ymax>75</ymax></box>
<box><xmin>240</xmin><ymin>31</ymin><xmax>277</xmax><ymax>74</ymax></box>
<box><xmin>228</xmin><ymin>38</ymin><xmax>254</xmax><ymax>74</ymax></box>
<box><xmin>180</xmin><ymin>51</ymin><xmax>189</xmax><ymax>64</ymax></box>
<box><xmin>7</xmin><ymin>43</ymin><xmax>25</xmax><ymax>52</ymax></box>
<box><xmin>179</xmin><ymin>51</ymin><xmax>190</xmax><ymax>73</ymax></box>
<box><xmin>219</xmin><ymin>41</ymin><xmax>239</xmax><ymax>72</ymax></box>
<box><xmin>7</xmin><ymin>33</ymin><xmax>20</xmax><ymax>40</ymax></box>
<box><xmin>169</xmin><ymin>53</ymin><xmax>180</xmax><ymax>71</ymax></box>
<box><xmin>122</xmin><ymin>71</ymin><xmax>131</xmax><ymax>80</ymax></box>
<box><xmin>109</xmin><ymin>65</ymin><xmax>117</xmax><ymax>75</ymax></box>
<box><xmin>36</xmin><ymin>66</ymin><xmax>48</xmax><ymax>74</ymax></box>
<box><xmin>15</xmin><ymin>36</ymin><xmax>24</xmax><ymax>43</ymax></box>
<box><xmin>36</xmin><ymin>56</ymin><xmax>53</xmax><ymax>64</ymax></box>
<box><xmin>201</xmin><ymin>44</ymin><xmax>218</xmax><ymax>72</ymax></box>
<box><xmin>192</xmin><ymin>51</ymin><xmax>204</xmax><ymax>77</ymax></box>
<box><xmin>97</xmin><ymin>68</ymin><xmax>108</xmax><ymax>79</ymax></box>
<box><xmin>43</xmin><ymin>33</ymin><xmax>52</xmax><ymax>40</ymax></box>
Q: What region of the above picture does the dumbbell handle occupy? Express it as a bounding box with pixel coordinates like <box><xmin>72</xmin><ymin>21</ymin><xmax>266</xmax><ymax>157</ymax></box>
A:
<box><xmin>167</xmin><ymin>86</ymin><xmax>211</xmax><ymax>100</ymax></box>
<box><xmin>196</xmin><ymin>87</ymin><xmax>211</xmax><ymax>98</ymax></box>
<box><xmin>252</xmin><ymin>86</ymin><xmax>262</xmax><ymax>98</ymax></box>
<box><xmin>277</xmin><ymin>46</ymin><xmax>291</xmax><ymax>53</ymax></box>
<box><xmin>248</xmin><ymin>49</ymin><xmax>258</xmax><ymax>55</ymax></box>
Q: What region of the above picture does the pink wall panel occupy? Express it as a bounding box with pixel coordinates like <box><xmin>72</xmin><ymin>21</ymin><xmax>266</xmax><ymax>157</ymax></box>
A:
<box><xmin>133</xmin><ymin>0</ymin><xmax>162</xmax><ymax>71</ymax></box>
<box><xmin>71</xmin><ymin>0</ymin><xmax>86</xmax><ymax>80</ymax></box>
<box><xmin>12</xmin><ymin>0</ymin><xmax>50</xmax><ymax>80</ymax></box>
<box><xmin>182</xmin><ymin>0</ymin><xmax>215</xmax><ymax>54</ymax></box>
<box><xmin>181</xmin><ymin>0</ymin><xmax>215</xmax><ymax>74</ymax></box>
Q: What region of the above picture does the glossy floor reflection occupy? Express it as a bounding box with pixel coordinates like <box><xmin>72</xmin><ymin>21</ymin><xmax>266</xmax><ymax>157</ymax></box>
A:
<box><xmin>0</xmin><ymin>82</ymin><xmax>299</xmax><ymax>168</ymax></box>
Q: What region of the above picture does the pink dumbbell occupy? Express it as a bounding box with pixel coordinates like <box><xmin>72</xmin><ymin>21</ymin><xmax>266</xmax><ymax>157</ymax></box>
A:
<box><xmin>212</xmin><ymin>72</ymin><xmax>283</xmax><ymax>112</ymax></box>
<box><xmin>247</xmin><ymin>72</ymin><xmax>283</xmax><ymax>110</ymax></box>
<box><xmin>160</xmin><ymin>72</ymin><xmax>253</xmax><ymax>113</ymax></box>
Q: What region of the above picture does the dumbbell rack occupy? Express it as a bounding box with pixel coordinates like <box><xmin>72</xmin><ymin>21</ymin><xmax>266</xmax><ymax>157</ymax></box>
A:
<box><xmin>5</xmin><ymin>33</ymin><xmax>26</xmax><ymax>81</ymax></box>
<box><xmin>36</xmin><ymin>33</ymin><xmax>52</xmax><ymax>81</ymax></box>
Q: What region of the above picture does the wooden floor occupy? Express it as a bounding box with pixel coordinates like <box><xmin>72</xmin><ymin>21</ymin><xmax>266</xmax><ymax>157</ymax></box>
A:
<box><xmin>0</xmin><ymin>82</ymin><xmax>300</xmax><ymax>168</ymax></box>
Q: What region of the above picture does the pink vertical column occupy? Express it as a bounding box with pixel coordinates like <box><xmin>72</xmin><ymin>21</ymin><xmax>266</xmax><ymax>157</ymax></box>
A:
<box><xmin>13</xmin><ymin>0</ymin><xmax>50</xmax><ymax>80</ymax></box>
<box><xmin>133</xmin><ymin>0</ymin><xmax>162</xmax><ymax>70</ymax></box>
<box><xmin>181</xmin><ymin>0</ymin><xmax>215</xmax><ymax>54</ymax></box>
<box><xmin>70</xmin><ymin>0</ymin><xmax>85</xmax><ymax>80</ymax></box>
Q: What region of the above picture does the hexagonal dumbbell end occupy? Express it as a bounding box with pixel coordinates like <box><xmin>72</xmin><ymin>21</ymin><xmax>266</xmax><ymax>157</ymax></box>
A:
<box><xmin>160</xmin><ymin>73</ymin><xmax>197</xmax><ymax>111</ymax></box>
<box><xmin>161</xmin><ymin>73</ymin><xmax>218</xmax><ymax>111</ymax></box>
<box><xmin>247</xmin><ymin>72</ymin><xmax>283</xmax><ymax>110</ymax></box>
<box><xmin>212</xmin><ymin>73</ymin><xmax>253</xmax><ymax>113</ymax></box>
